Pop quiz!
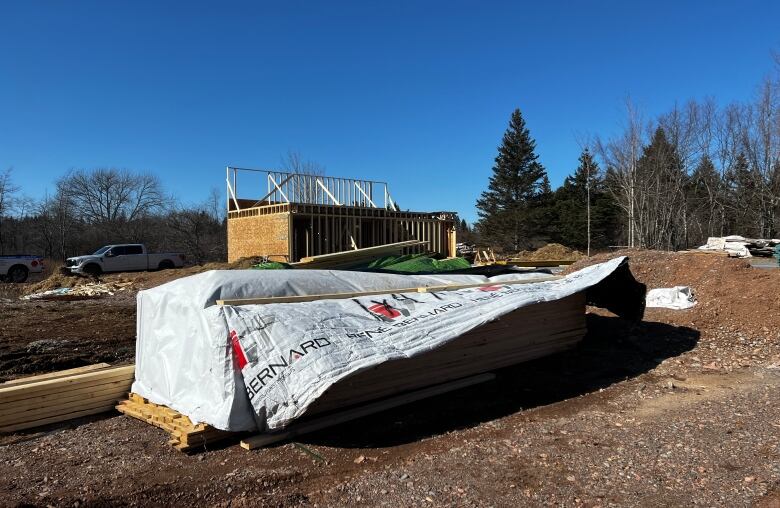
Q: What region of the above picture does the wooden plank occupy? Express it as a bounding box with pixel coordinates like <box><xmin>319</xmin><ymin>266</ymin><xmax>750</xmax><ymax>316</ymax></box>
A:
<box><xmin>0</xmin><ymin>366</ymin><xmax>135</xmax><ymax>404</ymax></box>
<box><xmin>302</xmin><ymin>294</ymin><xmax>586</xmax><ymax>414</ymax></box>
<box><xmin>216</xmin><ymin>276</ymin><xmax>561</xmax><ymax>306</ymax></box>
<box><xmin>0</xmin><ymin>404</ymin><xmax>119</xmax><ymax>433</ymax></box>
<box><xmin>1</xmin><ymin>363</ymin><xmax>112</xmax><ymax>387</ymax></box>
<box><xmin>240</xmin><ymin>373</ymin><xmax>495</xmax><ymax>450</ymax></box>
<box><xmin>0</xmin><ymin>391</ymin><xmax>128</xmax><ymax>426</ymax></box>
<box><xmin>296</xmin><ymin>240</ymin><xmax>424</xmax><ymax>264</ymax></box>
<box><xmin>0</xmin><ymin>380</ymin><xmax>132</xmax><ymax>413</ymax></box>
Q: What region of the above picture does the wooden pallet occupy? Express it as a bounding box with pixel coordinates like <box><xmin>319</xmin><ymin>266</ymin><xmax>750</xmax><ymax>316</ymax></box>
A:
<box><xmin>116</xmin><ymin>394</ymin><xmax>235</xmax><ymax>452</ymax></box>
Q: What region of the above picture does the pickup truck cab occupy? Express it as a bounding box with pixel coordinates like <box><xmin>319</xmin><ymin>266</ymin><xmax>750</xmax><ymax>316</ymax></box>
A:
<box><xmin>65</xmin><ymin>244</ymin><xmax>185</xmax><ymax>275</ymax></box>
<box><xmin>0</xmin><ymin>255</ymin><xmax>44</xmax><ymax>283</ymax></box>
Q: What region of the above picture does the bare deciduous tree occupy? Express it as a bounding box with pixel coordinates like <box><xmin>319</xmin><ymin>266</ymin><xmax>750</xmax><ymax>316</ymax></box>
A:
<box><xmin>59</xmin><ymin>168</ymin><xmax>166</xmax><ymax>225</ymax></box>
<box><xmin>0</xmin><ymin>168</ymin><xmax>20</xmax><ymax>254</ymax></box>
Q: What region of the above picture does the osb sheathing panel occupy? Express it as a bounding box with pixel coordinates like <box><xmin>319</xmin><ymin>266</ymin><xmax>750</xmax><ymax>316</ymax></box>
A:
<box><xmin>228</xmin><ymin>213</ymin><xmax>290</xmax><ymax>262</ymax></box>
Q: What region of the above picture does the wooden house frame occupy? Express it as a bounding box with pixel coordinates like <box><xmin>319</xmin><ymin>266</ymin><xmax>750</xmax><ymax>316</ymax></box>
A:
<box><xmin>226</xmin><ymin>167</ymin><xmax>457</xmax><ymax>263</ymax></box>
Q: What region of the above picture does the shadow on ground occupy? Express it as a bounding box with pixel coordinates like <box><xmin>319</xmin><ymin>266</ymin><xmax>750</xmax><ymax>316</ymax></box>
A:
<box><xmin>299</xmin><ymin>313</ymin><xmax>699</xmax><ymax>449</ymax></box>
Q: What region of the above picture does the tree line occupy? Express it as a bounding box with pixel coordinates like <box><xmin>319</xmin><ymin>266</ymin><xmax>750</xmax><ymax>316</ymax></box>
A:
<box><xmin>475</xmin><ymin>60</ymin><xmax>780</xmax><ymax>253</ymax></box>
<box><xmin>0</xmin><ymin>167</ymin><xmax>226</xmax><ymax>263</ymax></box>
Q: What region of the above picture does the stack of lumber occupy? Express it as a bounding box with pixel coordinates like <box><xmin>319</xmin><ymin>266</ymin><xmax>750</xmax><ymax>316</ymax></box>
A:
<box><xmin>0</xmin><ymin>364</ymin><xmax>134</xmax><ymax>433</ymax></box>
<box><xmin>241</xmin><ymin>373</ymin><xmax>495</xmax><ymax>449</ymax></box>
<box><xmin>291</xmin><ymin>240</ymin><xmax>426</xmax><ymax>269</ymax></box>
<box><xmin>216</xmin><ymin>275</ymin><xmax>561</xmax><ymax>306</ymax></box>
<box><xmin>116</xmin><ymin>393</ymin><xmax>234</xmax><ymax>452</ymax></box>
<box><xmin>222</xmin><ymin>285</ymin><xmax>585</xmax><ymax>449</ymax></box>
<box><xmin>301</xmin><ymin>292</ymin><xmax>586</xmax><ymax>418</ymax></box>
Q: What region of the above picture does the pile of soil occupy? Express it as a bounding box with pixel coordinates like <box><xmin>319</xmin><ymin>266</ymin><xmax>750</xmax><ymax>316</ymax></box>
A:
<box><xmin>566</xmin><ymin>249</ymin><xmax>780</xmax><ymax>371</ymax></box>
<box><xmin>567</xmin><ymin>249</ymin><xmax>780</xmax><ymax>335</ymax></box>
<box><xmin>515</xmin><ymin>243</ymin><xmax>583</xmax><ymax>261</ymax></box>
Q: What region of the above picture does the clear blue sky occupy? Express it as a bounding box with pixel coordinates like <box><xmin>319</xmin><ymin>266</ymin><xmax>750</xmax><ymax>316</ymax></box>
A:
<box><xmin>2</xmin><ymin>1</ymin><xmax>779</xmax><ymax>223</ymax></box>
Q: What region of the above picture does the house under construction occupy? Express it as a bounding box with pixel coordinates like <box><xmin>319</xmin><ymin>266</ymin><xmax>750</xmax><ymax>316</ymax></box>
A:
<box><xmin>226</xmin><ymin>167</ymin><xmax>457</xmax><ymax>263</ymax></box>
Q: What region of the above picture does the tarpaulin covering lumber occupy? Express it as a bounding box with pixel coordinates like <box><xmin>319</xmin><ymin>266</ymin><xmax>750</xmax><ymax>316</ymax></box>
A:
<box><xmin>132</xmin><ymin>256</ymin><xmax>644</xmax><ymax>432</ymax></box>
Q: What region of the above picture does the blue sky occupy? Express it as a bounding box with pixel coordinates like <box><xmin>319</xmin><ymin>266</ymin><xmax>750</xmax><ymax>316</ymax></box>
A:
<box><xmin>1</xmin><ymin>1</ymin><xmax>779</xmax><ymax>223</ymax></box>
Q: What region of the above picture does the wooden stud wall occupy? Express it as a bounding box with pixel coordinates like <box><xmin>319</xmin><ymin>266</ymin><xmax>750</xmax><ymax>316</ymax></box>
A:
<box><xmin>228</xmin><ymin>202</ymin><xmax>457</xmax><ymax>263</ymax></box>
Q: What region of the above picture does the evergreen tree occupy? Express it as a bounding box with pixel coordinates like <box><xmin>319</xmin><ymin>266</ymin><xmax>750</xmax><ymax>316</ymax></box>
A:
<box><xmin>633</xmin><ymin>127</ymin><xmax>687</xmax><ymax>249</ymax></box>
<box><xmin>724</xmin><ymin>152</ymin><xmax>762</xmax><ymax>236</ymax></box>
<box><xmin>476</xmin><ymin>108</ymin><xmax>549</xmax><ymax>251</ymax></box>
<box><xmin>552</xmin><ymin>148</ymin><xmax>621</xmax><ymax>250</ymax></box>
<box><xmin>686</xmin><ymin>155</ymin><xmax>724</xmax><ymax>240</ymax></box>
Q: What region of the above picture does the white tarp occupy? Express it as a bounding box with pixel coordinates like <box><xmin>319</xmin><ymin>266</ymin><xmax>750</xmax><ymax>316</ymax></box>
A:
<box><xmin>646</xmin><ymin>286</ymin><xmax>696</xmax><ymax>310</ymax></box>
<box><xmin>133</xmin><ymin>256</ymin><xmax>631</xmax><ymax>432</ymax></box>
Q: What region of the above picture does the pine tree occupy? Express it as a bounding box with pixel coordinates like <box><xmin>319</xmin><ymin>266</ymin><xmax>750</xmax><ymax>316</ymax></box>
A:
<box><xmin>552</xmin><ymin>149</ymin><xmax>620</xmax><ymax>250</ymax></box>
<box><xmin>724</xmin><ymin>152</ymin><xmax>762</xmax><ymax>236</ymax></box>
<box><xmin>633</xmin><ymin>127</ymin><xmax>687</xmax><ymax>249</ymax></box>
<box><xmin>476</xmin><ymin>108</ymin><xmax>549</xmax><ymax>252</ymax></box>
<box><xmin>686</xmin><ymin>155</ymin><xmax>724</xmax><ymax>240</ymax></box>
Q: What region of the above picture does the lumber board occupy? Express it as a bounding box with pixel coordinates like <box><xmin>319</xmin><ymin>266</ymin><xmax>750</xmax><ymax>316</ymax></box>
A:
<box><xmin>241</xmin><ymin>373</ymin><xmax>495</xmax><ymax>450</ymax></box>
<box><xmin>296</xmin><ymin>240</ymin><xmax>425</xmax><ymax>264</ymax></box>
<box><xmin>1</xmin><ymin>363</ymin><xmax>112</xmax><ymax>387</ymax></box>
<box><xmin>0</xmin><ymin>381</ymin><xmax>131</xmax><ymax>414</ymax></box>
<box><xmin>302</xmin><ymin>293</ymin><xmax>585</xmax><ymax>415</ymax></box>
<box><xmin>0</xmin><ymin>364</ymin><xmax>134</xmax><ymax>432</ymax></box>
<box><xmin>0</xmin><ymin>366</ymin><xmax>135</xmax><ymax>404</ymax></box>
<box><xmin>216</xmin><ymin>276</ymin><xmax>561</xmax><ymax>306</ymax></box>
<box><xmin>0</xmin><ymin>404</ymin><xmax>119</xmax><ymax>433</ymax></box>
<box><xmin>309</xmin><ymin>330</ymin><xmax>584</xmax><ymax>413</ymax></box>
<box><xmin>0</xmin><ymin>392</ymin><xmax>128</xmax><ymax>426</ymax></box>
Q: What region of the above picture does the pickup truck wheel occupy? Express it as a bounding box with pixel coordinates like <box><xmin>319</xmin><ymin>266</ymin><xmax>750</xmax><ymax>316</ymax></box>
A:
<box><xmin>83</xmin><ymin>263</ymin><xmax>102</xmax><ymax>276</ymax></box>
<box><xmin>8</xmin><ymin>265</ymin><xmax>29</xmax><ymax>283</ymax></box>
<box><xmin>157</xmin><ymin>260</ymin><xmax>175</xmax><ymax>270</ymax></box>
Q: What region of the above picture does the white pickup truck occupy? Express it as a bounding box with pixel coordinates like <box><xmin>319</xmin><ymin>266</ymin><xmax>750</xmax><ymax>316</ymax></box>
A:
<box><xmin>0</xmin><ymin>255</ymin><xmax>45</xmax><ymax>283</ymax></box>
<box><xmin>64</xmin><ymin>244</ymin><xmax>186</xmax><ymax>275</ymax></box>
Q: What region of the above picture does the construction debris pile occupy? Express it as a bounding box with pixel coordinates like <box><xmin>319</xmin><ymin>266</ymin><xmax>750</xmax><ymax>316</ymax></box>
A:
<box><xmin>22</xmin><ymin>281</ymin><xmax>135</xmax><ymax>301</ymax></box>
<box><xmin>697</xmin><ymin>235</ymin><xmax>780</xmax><ymax>258</ymax></box>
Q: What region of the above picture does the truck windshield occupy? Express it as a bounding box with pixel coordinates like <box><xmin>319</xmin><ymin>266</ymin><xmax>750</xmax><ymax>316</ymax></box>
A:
<box><xmin>93</xmin><ymin>246</ymin><xmax>111</xmax><ymax>255</ymax></box>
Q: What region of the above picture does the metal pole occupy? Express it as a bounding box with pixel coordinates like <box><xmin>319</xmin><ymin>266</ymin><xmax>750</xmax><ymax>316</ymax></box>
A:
<box><xmin>586</xmin><ymin>158</ymin><xmax>591</xmax><ymax>257</ymax></box>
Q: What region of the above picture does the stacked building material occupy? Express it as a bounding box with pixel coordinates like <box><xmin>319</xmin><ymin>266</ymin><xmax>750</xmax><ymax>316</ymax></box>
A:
<box><xmin>291</xmin><ymin>240</ymin><xmax>426</xmax><ymax>269</ymax></box>
<box><xmin>0</xmin><ymin>364</ymin><xmax>134</xmax><ymax>433</ymax></box>
<box><xmin>697</xmin><ymin>236</ymin><xmax>780</xmax><ymax>258</ymax></box>
<box><xmin>299</xmin><ymin>292</ymin><xmax>586</xmax><ymax>418</ymax></box>
<box><xmin>127</xmin><ymin>256</ymin><xmax>645</xmax><ymax>442</ymax></box>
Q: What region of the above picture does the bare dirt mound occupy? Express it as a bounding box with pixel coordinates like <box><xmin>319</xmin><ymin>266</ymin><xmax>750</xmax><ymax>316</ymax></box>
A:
<box><xmin>516</xmin><ymin>243</ymin><xmax>583</xmax><ymax>261</ymax></box>
<box><xmin>566</xmin><ymin>249</ymin><xmax>780</xmax><ymax>370</ymax></box>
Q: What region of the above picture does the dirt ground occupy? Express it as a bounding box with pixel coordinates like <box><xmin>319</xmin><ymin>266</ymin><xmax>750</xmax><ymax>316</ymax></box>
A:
<box><xmin>1</xmin><ymin>251</ymin><xmax>780</xmax><ymax>506</ymax></box>
<box><xmin>0</xmin><ymin>259</ymin><xmax>260</xmax><ymax>382</ymax></box>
